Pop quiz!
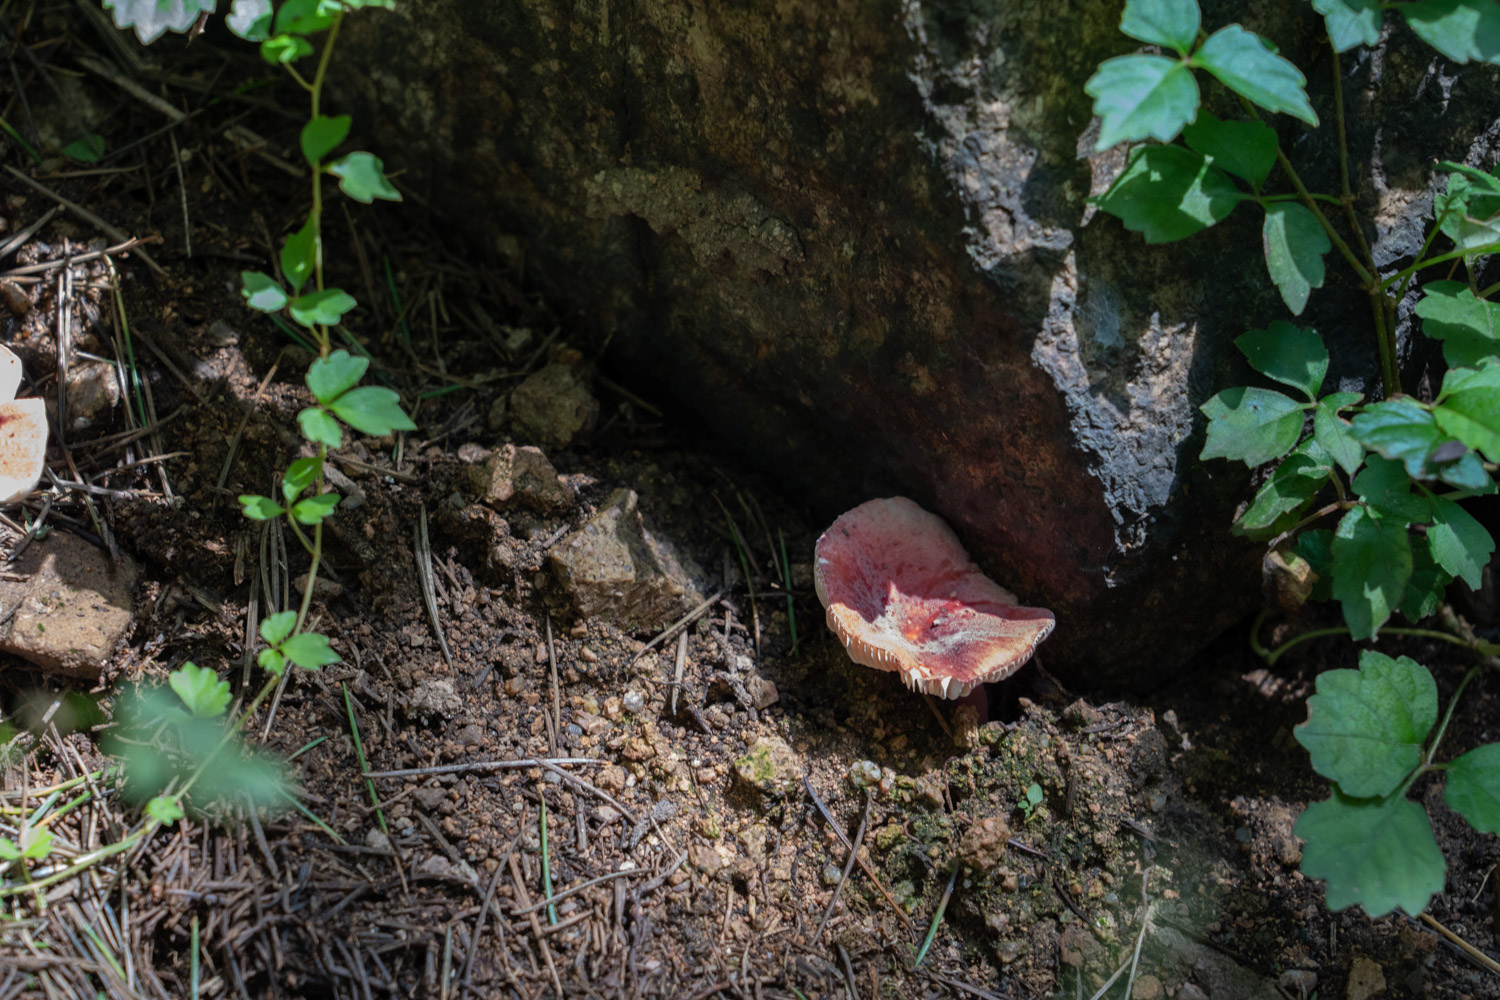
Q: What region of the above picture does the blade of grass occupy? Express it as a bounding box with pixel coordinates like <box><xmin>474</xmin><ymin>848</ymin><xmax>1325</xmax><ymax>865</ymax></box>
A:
<box><xmin>343</xmin><ymin>683</ymin><xmax>387</xmax><ymax>836</ymax></box>
<box><xmin>777</xmin><ymin>528</ymin><xmax>798</xmax><ymax>656</ymax></box>
<box><xmin>268</xmin><ymin>313</ymin><xmax>316</xmax><ymax>353</ymax></box>
<box><xmin>913</xmin><ymin>866</ymin><xmax>958</xmax><ymax>968</ymax></box>
<box><xmin>384</xmin><ymin>255</ymin><xmax>411</xmax><ymax>346</ymax></box>
<box><xmin>0</xmin><ymin>117</ymin><xmax>42</xmax><ymax>163</ymax></box>
<box><xmin>540</xmin><ymin>792</ymin><xmax>557</xmax><ymax>925</ymax></box>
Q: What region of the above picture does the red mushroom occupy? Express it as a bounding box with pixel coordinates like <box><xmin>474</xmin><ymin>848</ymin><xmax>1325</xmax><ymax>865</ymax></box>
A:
<box><xmin>814</xmin><ymin>497</ymin><xmax>1055</xmax><ymax>699</ymax></box>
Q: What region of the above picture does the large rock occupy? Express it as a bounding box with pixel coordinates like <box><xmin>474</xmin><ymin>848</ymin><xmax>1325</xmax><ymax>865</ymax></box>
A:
<box><xmin>331</xmin><ymin>2</ymin><xmax>1479</xmax><ymax>683</ymax></box>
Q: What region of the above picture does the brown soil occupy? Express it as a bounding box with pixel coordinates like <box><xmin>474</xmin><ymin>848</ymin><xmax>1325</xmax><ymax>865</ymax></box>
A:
<box><xmin>0</xmin><ymin>12</ymin><xmax>1497</xmax><ymax>1000</ymax></box>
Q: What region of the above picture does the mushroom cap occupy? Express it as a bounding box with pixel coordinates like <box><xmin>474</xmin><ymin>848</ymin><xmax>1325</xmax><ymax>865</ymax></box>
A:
<box><xmin>0</xmin><ymin>397</ymin><xmax>47</xmax><ymax>504</ymax></box>
<box><xmin>814</xmin><ymin>497</ymin><xmax>1055</xmax><ymax>699</ymax></box>
<box><xmin>0</xmin><ymin>344</ymin><xmax>22</xmax><ymax>405</ymax></box>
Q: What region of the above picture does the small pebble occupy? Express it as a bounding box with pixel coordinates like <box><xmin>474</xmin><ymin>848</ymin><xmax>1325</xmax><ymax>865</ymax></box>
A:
<box><xmin>622</xmin><ymin>690</ymin><xmax>646</xmax><ymax>713</ymax></box>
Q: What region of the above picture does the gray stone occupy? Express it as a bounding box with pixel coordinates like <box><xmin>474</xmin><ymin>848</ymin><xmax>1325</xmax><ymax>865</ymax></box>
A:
<box><xmin>405</xmin><ymin>675</ymin><xmax>462</xmax><ymax>720</ymax></box>
<box><xmin>508</xmin><ymin>362</ymin><xmax>598</xmax><ymax>451</ymax></box>
<box><xmin>548</xmin><ymin>488</ymin><xmax>700</xmax><ymax>630</ymax></box>
<box><xmin>732</xmin><ymin>735</ymin><xmax>803</xmax><ymax>799</ymax></box>
<box><xmin>467</xmin><ymin>443</ymin><xmax>573</xmax><ymax>513</ymax></box>
<box><xmin>0</xmin><ymin>532</ymin><xmax>136</xmax><ymax>678</ymax></box>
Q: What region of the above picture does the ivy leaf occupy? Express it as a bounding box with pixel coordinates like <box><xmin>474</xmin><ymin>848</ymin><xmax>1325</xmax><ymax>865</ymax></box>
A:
<box><xmin>1232</xmin><ymin>451</ymin><xmax>1329</xmax><ymax>536</ymax></box>
<box><xmin>1313</xmin><ymin>0</ymin><xmax>1384</xmax><ymax>51</ymax></box>
<box><xmin>282</xmin><ymin>631</ymin><xmax>342</xmax><ymax>670</ymax></box>
<box><xmin>1235</xmin><ymin>322</ymin><xmax>1328</xmax><ymax>399</ymax></box>
<box><xmin>1331</xmin><ymin>505</ymin><xmax>1412</xmax><ymax>639</ymax></box>
<box><xmin>1434</xmin><ymin>362</ymin><xmax>1500</xmax><ymax>460</ymax></box>
<box><xmin>1085</xmin><ymin>56</ymin><xmax>1200</xmax><ymax>150</ymax></box>
<box><xmin>1094</xmin><ymin>145</ymin><xmax>1248</xmax><ymax>242</ymax></box>
<box><xmin>290</xmin><ymin>492</ymin><xmax>340</xmax><ymax>525</ymax></box>
<box><xmin>1295</xmin><ymin>791</ymin><xmax>1445</xmax><ymax>917</ymax></box>
<box><xmin>102</xmin><ymin>0</ymin><xmax>213</xmax><ymax>44</ymax></box>
<box><xmin>1182</xmin><ymin>111</ymin><xmax>1277</xmax><ymax>188</ymax></box>
<box><xmin>280</xmin><ymin>216</ymin><xmax>317</xmax><ymax>296</ymax></box>
<box><xmin>1399</xmin><ymin>536</ymin><xmax>1450</xmax><ymax>621</ymax></box>
<box><xmin>306</xmin><ymin>349</ymin><xmax>370</xmax><ymax>404</ymax></box>
<box><xmin>1296</xmin><ymin>651</ymin><xmax>1437</xmax><ymax>796</ymax></box>
<box><xmin>260</xmin><ymin>33</ymin><xmax>314</xmax><ymax>65</ymax></box>
<box><xmin>1313</xmin><ymin>393</ymin><xmax>1364</xmax><ymax>475</ymax></box>
<box><xmin>282</xmin><ymin>456</ymin><xmax>322</xmax><ymax>505</ymax></box>
<box><xmin>239</xmin><ymin>494</ymin><xmax>285</xmax><ymax>520</ymax></box>
<box><xmin>145</xmin><ymin>796</ymin><xmax>185</xmax><ymax>826</ymax></box>
<box><xmin>328</xmin><ymin>386</ymin><xmax>417</xmax><ymax>437</ymax></box>
<box><xmin>1351</xmin><ymin>455</ymin><xmax>1429</xmax><ymax>522</ymax></box>
<box><xmin>1434</xmin><ymin>167</ymin><xmax>1500</xmax><ymax>250</ymax></box>
<box><xmin>1446</xmin><ymin>743</ymin><xmax>1500</xmax><ymax>833</ymax></box>
<box><xmin>1414</xmin><ymin>281</ymin><xmax>1500</xmax><ymax>367</ymax></box>
<box><xmin>1401</xmin><ymin>0</ymin><xmax>1500</xmax><ymax>64</ymax></box>
<box><xmin>260</xmin><ymin>611</ymin><xmax>297</xmax><ymax>648</ymax></box>
<box><xmin>288</xmin><ymin>289</ymin><xmax>357</xmax><ymax>329</ymax></box>
<box><xmin>1119</xmin><ymin>0</ymin><xmax>1201</xmax><ymax>52</ymax></box>
<box><xmin>298</xmin><ymin>407</ymin><xmax>344</xmax><ymax>449</ymax></box>
<box><xmin>1427</xmin><ymin>494</ymin><xmax>1495</xmax><ymax>588</ymax></box>
<box><xmin>168</xmin><ymin>661</ymin><xmax>231</xmax><ymax>719</ymax></box>
<box><xmin>1351</xmin><ymin>399</ymin><xmax>1457</xmax><ymax>483</ymax></box>
<box><xmin>226</xmin><ymin>0</ymin><xmax>273</xmax><ymax>41</ymax></box>
<box><xmin>329</xmin><ymin>152</ymin><xmax>403</xmax><ymax>203</ymax></box>
<box><xmin>1262</xmin><ymin>203</ymin><xmax>1331</xmax><ymax>315</ymax></box>
<box><xmin>241</xmin><ymin>271</ymin><xmax>288</xmax><ymax>313</ymax></box>
<box><xmin>1192</xmin><ymin>25</ymin><xmax>1319</xmax><ymax>126</ymax></box>
<box><xmin>301</xmin><ymin>115</ymin><xmax>351</xmax><ymax>167</ymax></box>
<box><xmin>1200</xmin><ymin>386</ymin><xmax>1306</xmax><ymax>466</ymax></box>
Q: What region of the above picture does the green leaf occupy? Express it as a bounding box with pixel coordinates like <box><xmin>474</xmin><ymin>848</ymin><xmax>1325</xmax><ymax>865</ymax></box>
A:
<box><xmin>1235</xmin><ymin>322</ymin><xmax>1328</xmax><ymax>399</ymax></box>
<box><xmin>102</xmin><ymin>0</ymin><xmax>214</xmax><ymax>44</ymax></box>
<box><xmin>1313</xmin><ymin>0</ymin><xmax>1383</xmax><ymax>51</ymax></box>
<box><xmin>1296</xmin><ymin>651</ymin><xmax>1437</xmax><ymax>796</ymax></box>
<box><xmin>1414</xmin><ymin>281</ymin><xmax>1500</xmax><ymax>367</ymax></box>
<box><xmin>145</xmin><ymin>796</ymin><xmax>185</xmax><ymax>826</ymax></box>
<box><xmin>288</xmin><ymin>288</ymin><xmax>357</xmax><ymax>329</ymax></box>
<box><xmin>1427</xmin><ymin>495</ymin><xmax>1495</xmax><ymax>588</ymax></box>
<box><xmin>1296</xmin><ymin>528</ymin><xmax>1335</xmax><ymax>602</ymax></box>
<box><xmin>280</xmin><ymin>217</ymin><xmax>317</xmax><ymax>296</ymax></box>
<box><xmin>1351</xmin><ymin>455</ymin><xmax>1429</xmax><ymax>521</ymax></box>
<box><xmin>1401</xmin><ymin>0</ymin><xmax>1500</xmax><ymax>64</ymax></box>
<box><xmin>1262</xmin><ymin>203</ymin><xmax>1331</xmax><ymax>315</ymax></box>
<box><xmin>1119</xmin><ymin>0</ymin><xmax>1201</xmax><ymax>52</ymax></box>
<box><xmin>62</xmin><ymin>134</ymin><xmax>106</xmax><ymax>164</ymax></box>
<box><xmin>328</xmin><ymin>152</ymin><xmax>403</xmax><ymax>203</ymax></box>
<box><xmin>281</xmin><ymin>631</ymin><xmax>342</xmax><ymax>670</ymax></box>
<box><xmin>1446</xmin><ymin>743</ymin><xmax>1500</xmax><ymax>833</ymax></box>
<box><xmin>329</xmin><ymin>386</ymin><xmax>418</xmax><ymax>437</ymax></box>
<box><xmin>1182</xmin><ymin>111</ymin><xmax>1277</xmax><ymax>188</ymax></box>
<box><xmin>1192</xmin><ymin>25</ymin><xmax>1319</xmax><ymax>126</ymax></box>
<box><xmin>1398</xmin><ymin>535</ymin><xmax>1450</xmax><ymax>621</ymax></box>
<box><xmin>241</xmin><ymin>271</ymin><xmax>288</xmax><ymax>313</ymax></box>
<box><xmin>1200</xmin><ymin>386</ymin><xmax>1305</xmax><ymax>466</ymax></box>
<box><xmin>260</xmin><ymin>610</ymin><xmax>297</xmax><ymax>648</ymax></box>
<box><xmin>197</xmin><ymin>748</ymin><xmax>287</xmax><ymax>808</ymax></box>
<box><xmin>168</xmin><ymin>661</ymin><xmax>231</xmax><ymax>719</ymax></box>
<box><xmin>291</xmin><ymin>492</ymin><xmax>340</xmax><ymax>525</ymax></box>
<box><xmin>1233</xmin><ymin>452</ymin><xmax>1328</xmax><ymax>536</ymax></box>
<box><xmin>1084</xmin><ymin>55</ymin><xmax>1200</xmax><ymax>150</ymax></box>
<box><xmin>1295</xmin><ymin>791</ymin><xmax>1445</xmax><ymax>917</ymax></box>
<box><xmin>300</xmin><ymin>115</ymin><xmax>351</xmax><ymax>167</ymax></box>
<box><xmin>1434</xmin><ymin>362</ymin><xmax>1500</xmax><ymax>460</ymax></box>
<box><xmin>1095</xmin><ymin>145</ymin><xmax>1249</xmax><ymax>242</ymax></box>
<box><xmin>258</xmin><ymin>648</ymin><xmax>286</xmax><ymax>676</ymax></box>
<box><xmin>260</xmin><ymin>33</ymin><xmax>314</xmax><ymax>65</ymax></box>
<box><xmin>239</xmin><ymin>494</ymin><xmax>286</xmax><ymax>520</ymax></box>
<box><xmin>274</xmin><ymin>0</ymin><xmax>339</xmax><ymax>35</ymax></box>
<box><xmin>1350</xmin><ymin>400</ymin><xmax>1455</xmax><ymax>484</ymax></box>
<box><xmin>0</xmin><ymin>837</ymin><xmax>19</xmax><ymax>860</ymax></box>
<box><xmin>1434</xmin><ymin>169</ymin><xmax>1500</xmax><ymax>250</ymax></box>
<box><xmin>1331</xmin><ymin>505</ymin><xmax>1412</xmax><ymax>639</ymax></box>
<box><xmin>306</xmin><ymin>349</ymin><xmax>369</xmax><ymax>403</ymax></box>
<box><xmin>298</xmin><ymin>407</ymin><xmax>344</xmax><ymax>449</ymax></box>
<box><xmin>1314</xmin><ymin>397</ymin><xmax>1364</xmax><ymax>475</ymax></box>
<box><xmin>282</xmin><ymin>456</ymin><xmax>322</xmax><ymax>505</ymax></box>
<box><xmin>226</xmin><ymin>0</ymin><xmax>273</xmax><ymax>41</ymax></box>
<box><xmin>1</xmin><ymin>828</ymin><xmax>53</xmax><ymax>860</ymax></box>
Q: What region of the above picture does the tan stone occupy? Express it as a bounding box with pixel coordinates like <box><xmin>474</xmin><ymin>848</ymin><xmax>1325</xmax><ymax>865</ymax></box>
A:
<box><xmin>0</xmin><ymin>532</ymin><xmax>135</xmax><ymax>678</ymax></box>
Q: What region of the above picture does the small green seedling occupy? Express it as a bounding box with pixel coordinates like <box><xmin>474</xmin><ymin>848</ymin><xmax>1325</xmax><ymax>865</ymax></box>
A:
<box><xmin>1017</xmin><ymin>782</ymin><xmax>1043</xmax><ymax>822</ymax></box>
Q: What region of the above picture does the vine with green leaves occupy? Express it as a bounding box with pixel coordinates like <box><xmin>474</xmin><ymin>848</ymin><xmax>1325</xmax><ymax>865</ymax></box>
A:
<box><xmin>1085</xmin><ymin>0</ymin><xmax>1500</xmax><ymax>919</ymax></box>
<box><xmin>1</xmin><ymin>0</ymin><xmax>410</xmax><ymax>899</ymax></box>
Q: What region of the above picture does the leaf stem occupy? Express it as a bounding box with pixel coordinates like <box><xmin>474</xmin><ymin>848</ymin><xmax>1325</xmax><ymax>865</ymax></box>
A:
<box><xmin>1424</xmin><ymin>665</ymin><xmax>1481</xmax><ymax>767</ymax></box>
<box><xmin>1253</xmin><ymin>617</ymin><xmax>1500</xmax><ymax>666</ymax></box>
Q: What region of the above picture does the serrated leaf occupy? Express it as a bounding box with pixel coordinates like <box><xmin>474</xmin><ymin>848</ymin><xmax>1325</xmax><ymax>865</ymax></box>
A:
<box><xmin>300</xmin><ymin>115</ymin><xmax>351</xmax><ymax>167</ymax></box>
<box><xmin>241</xmin><ymin>271</ymin><xmax>288</xmax><ymax>313</ymax></box>
<box><xmin>1295</xmin><ymin>791</ymin><xmax>1445</xmax><ymax>917</ymax></box>
<box><xmin>168</xmin><ymin>661</ymin><xmax>231</xmax><ymax>719</ymax></box>
<box><xmin>1234</xmin><ymin>453</ymin><xmax>1329</xmax><ymax>535</ymax></box>
<box><xmin>282</xmin><ymin>456</ymin><xmax>321</xmax><ymax>505</ymax></box>
<box><xmin>306</xmin><ymin>349</ymin><xmax>369</xmax><ymax>404</ymax></box>
<box><xmin>226</xmin><ymin>0</ymin><xmax>272</xmax><ymax>41</ymax></box>
<box><xmin>258</xmin><ymin>648</ymin><xmax>286</xmax><ymax>676</ymax></box>
<box><xmin>1182</xmin><ymin>111</ymin><xmax>1277</xmax><ymax>187</ymax></box>
<box><xmin>1119</xmin><ymin>0</ymin><xmax>1201</xmax><ymax>52</ymax></box>
<box><xmin>1263</xmin><ymin>202</ymin><xmax>1331</xmax><ymax>315</ymax></box>
<box><xmin>289</xmin><ymin>289</ymin><xmax>357</xmax><ymax>329</ymax></box>
<box><xmin>329</xmin><ymin>386</ymin><xmax>417</xmax><ymax>437</ymax></box>
<box><xmin>1399</xmin><ymin>535</ymin><xmax>1450</xmax><ymax>621</ymax></box>
<box><xmin>1200</xmin><ymin>386</ymin><xmax>1305</xmax><ymax>466</ymax></box>
<box><xmin>328</xmin><ymin>152</ymin><xmax>403</xmax><ymax>203</ymax></box>
<box><xmin>1084</xmin><ymin>54</ymin><xmax>1201</xmax><ymax>152</ymax></box>
<box><xmin>282</xmin><ymin>631</ymin><xmax>341</xmax><ymax>670</ymax></box>
<box><xmin>1414</xmin><ymin>281</ymin><xmax>1500</xmax><ymax>367</ymax></box>
<box><xmin>280</xmin><ymin>217</ymin><xmax>317</xmax><ymax>295</ymax></box>
<box><xmin>1427</xmin><ymin>495</ymin><xmax>1494</xmax><ymax>587</ymax></box>
<box><xmin>1437</xmin><ymin>172</ymin><xmax>1500</xmax><ymax>251</ymax></box>
<box><xmin>1351</xmin><ymin>455</ymin><xmax>1430</xmax><ymax>521</ymax></box>
<box><xmin>102</xmin><ymin>0</ymin><xmax>214</xmax><ymax>44</ymax></box>
<box><xmin>1350</xmin><ymin>399</ymin><xmax>1456</xmax><ymax>484</ymax></box>
<box><xmin>1314</xmin><ymin>399</ymin><xmax>1364</xmax><ymax>475</ymax></box>
<box><xmin>260</xmin><ymin>33</ymin><xmax>314</xmax><ymax>65</ymax></box>
<box><xmin>274</xmin><ymin>0</ymin><xmax>338</xmax><ymax>35</ymax></box>
<box><xmin>1193</xmin><ymin>25</ymin><xmax>1319</xmax><ymax>125</ymax></box>
<box><xmin>298</xmin><ymin>407</ymin><xmax>343</xmax><ymax>449</ymax></box>
<box><xmin>1332</xmin><ymin>505</ymin><xmax>1412</xmax><ymax>639</ymax></box>
<box><xmin>1314</xmin><ymin>0</ymin><xmax>1383</xmax><ymax>51</ymax></box>
<box><xmin>239</xmin><ymin>494</ymin><xmax>285</xmax><ymax>520</ymax></box>
<box><xmin>1402</xmin><ymin>0</ymin><xmax>1500</xmax><ymax>64</ymax></box>
<box><xmin>260</xmin><ymin>610</ymin><xmax>297</xmax><ymax>648</ymax></box>
<box><xmin>1</xmin><ymin>827</ymin><xmax>53</xmax><ymax>860</ymax></box>
<box><xmin>1236</xmin><ymin>321</ymin><xmax>1328</xmax><ymax>399</ymax></box>
<box><xmin>1446</xmin><ymin>743</ymin><xmax>1500</xmax><ymax>833</ymax></box>
<box><xmin>145</xmin><ymin>796</ymin><xmax>185</xmax><ymax>825</ymax></box>
<box><xmin>1296</xmin><ymin>651</ymin><xmax>1437</xmax><ymax>795</ymax></box>
<box><xmin>1434</xmin><ymin>362</ymin><xmax>1500</xmax><ymax>460</ymax></box>
<box><xmin>1095</xmin><ymin>145</ymin><xmax>1249</xmax><ymax>241</ymax></box>
<box><xmin>291</xmin><ymin>492</ymin><xmax>340</xmax><ymax>525</ymax></box>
